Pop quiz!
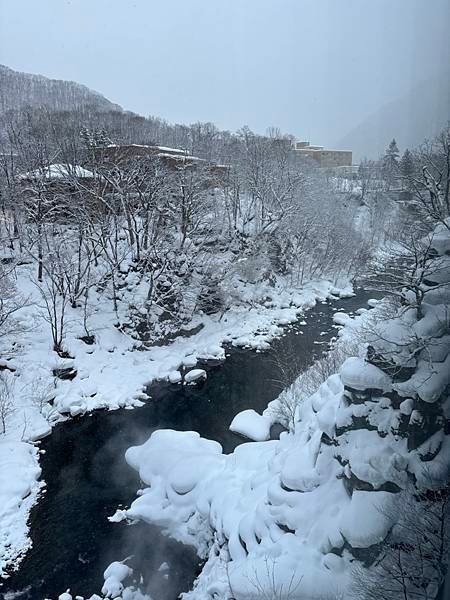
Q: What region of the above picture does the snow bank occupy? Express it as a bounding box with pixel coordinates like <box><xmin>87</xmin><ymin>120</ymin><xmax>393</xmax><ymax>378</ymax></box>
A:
<box><xmin>229</xmin><ymin>409</ymin><xmax>272</xmax><ymax>441</ymax></box>
<box><xmin>116</xmin><ymin>417</ymin><xmax>402</xmax><ymax>599</ymax></box>
<box><xmin>0</xmin><ymin>441</ymin><xmax>42</xmax><ymax>574</ymax></box>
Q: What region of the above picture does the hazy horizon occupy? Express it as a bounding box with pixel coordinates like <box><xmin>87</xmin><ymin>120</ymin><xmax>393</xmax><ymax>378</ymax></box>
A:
<box><xmin>1</xmin><ymin>0</ymin><xmax>449</xmax><ymax>148</ymax></box>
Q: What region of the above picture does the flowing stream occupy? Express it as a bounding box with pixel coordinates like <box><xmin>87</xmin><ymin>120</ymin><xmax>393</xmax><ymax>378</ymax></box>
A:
<box><xmin>3</xmin><ymin>290</ymin><xmax>378</xmax><ymax>600</ymax></box>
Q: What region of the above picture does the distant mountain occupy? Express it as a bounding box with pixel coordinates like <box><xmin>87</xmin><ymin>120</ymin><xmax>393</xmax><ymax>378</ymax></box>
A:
<box><xmin>337</xmin><ymin>76</ymin><xmax>450</xmax><ymax>162</ymax></box>
<box><xmin>0</xmin><ymin>64</ymin><xmax>123</xmax><ymax>114</ymax></box>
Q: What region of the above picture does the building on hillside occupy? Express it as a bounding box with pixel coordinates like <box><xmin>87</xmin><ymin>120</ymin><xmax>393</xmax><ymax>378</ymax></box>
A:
<box><xmin>95</xmin><ymin>144</ymin><xmax>229</xmax><ymax>175</ymax></box>
<box><xmin>17</xmin><ymin>163</ymin><xmax>99</xmax><ymax>219</ymax></box>
<box><xmin>18</xmin><ymin>163</ymin><xmax>97</xmax><ymax>197</ymax></box>
<box><xmin>293</xmin><ymin>140</ymin><xmax>352</xmax><ymax>168</ymax></box>
<box><xmin>93</xmin><ymin>144</ymin><xmax>230</xmax><ymax>189</ymax></box>
<box><xmin>19</xmin><ymin>163</ymin><xmax>95</xmax><ymax>182</ymax></box>
<box><xmin>94</xmin><ymin>143</ymin><xmax>188</xmax><ymax>165</ymax></box>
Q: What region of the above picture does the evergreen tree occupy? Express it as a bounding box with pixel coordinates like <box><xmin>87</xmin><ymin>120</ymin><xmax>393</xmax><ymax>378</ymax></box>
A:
<box><xmin>398</xmin><ymin>148</ymin><xmax>416</xmax><ymax>203</ymax></box>
<box><xmin>94</xmin><ymin>128</ymin><xmax>112</xmax><ymax>147</ymax></box>
<box><xmin>382</xmin><ymin>138</ymin><xmax>400</xmax><ymax>189</ymax></box>
<box><xmin>79</xmin><ymin>126</ymin><xmax>111</xmax><ymax>148</ymax></box>
<box><xmin>79</xmin><ymin>125</ymin><xmax>94</xmax><ymax>148</ymax></box>
<box><xmin>399</xmin><ymin>148</ymin><xmax>414</xmax><ymax>180</ymax></box>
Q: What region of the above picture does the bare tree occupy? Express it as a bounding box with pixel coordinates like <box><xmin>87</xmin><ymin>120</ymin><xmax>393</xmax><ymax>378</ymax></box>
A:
<box><xmin>238</xmin><ymin>128</ymin><xmax>304</xmax><ymax>237</ymax></box>
<box><xmin>172</xmin><ymin>159</ymin><xmax>214</xmax><ymax>248</ymax></box>
<box><xmin>0</xmin><ymin>264</ymin><xmax>30</xmax><ymax>345</ymax></box>
<box><xmin>363</xmin><ymin>222</ymin><xmax>448</xmax><ymax>319</ymax></box>
<box><xmin>269</xmin><ymin>338</ymin><xmax>361</xmax><ymax>430</ymax></box>
<box><xmin>401</xmin><ymin>125</ymin><xmax>450</xmax><ymax>228</ymax></box>
<box><xmin>33</xmin><ymin>251</ymin><xmax>71</xmax><ymax>355</ymax></box>
<box><xmin>358</xmin><ymin>158</ymin><xmax>380</xmax><ymax>204</ymax></box>
<box><xmin>352</xmin><ymin>484</ymin><xmax>450</xmax><ymax>600</ymax></box>
<box><xmin>0</xmin><ymin>374</ymin><xmax>14</xmax><ymax>434</ymax></box>
<box><xmin>28</xmin><ymin>375</ymin><xmax>54</xmax><ymax>414</ymax></box>
<box><xmin>226</xmin><ymin>556</ymin><xmax>302</xmax><ymax>600</ymax></box>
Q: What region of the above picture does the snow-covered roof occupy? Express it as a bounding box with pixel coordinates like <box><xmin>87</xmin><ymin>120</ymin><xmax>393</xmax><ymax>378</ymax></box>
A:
<box><xmin>153</xmin><ymin>145</ymin><xmax>188</xmax><ymax>154</ymax></box>
<box><xmin>19</xmin><ymin>164</ymin><xmax>95</xmax><ymax>180</ymax></box>
<box><xmin>105</xmin><ymin>143</ymin><xmax>188</xmax><ymax>155</ymax></box>
<box><xmin>156</xmin><ymin>152</ymin><xmax>206</xmax><ymax>162</ymax></box>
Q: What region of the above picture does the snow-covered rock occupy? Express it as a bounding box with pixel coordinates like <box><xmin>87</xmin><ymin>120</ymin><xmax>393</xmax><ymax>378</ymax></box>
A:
<box><xmin>229</xmin><ymin>409</ymin><xmax>273</xmax><ymax>441</ymax></box>
<box><xmin>339</xmin><ymin>491</ymin><xmax>396</xmax><ymax>548</ymax></box>
<box><xmin>102</xmin><ymin>561</ymin><xmax>133</xmax><ymax>598</ymax></box>
<box><xmin>340</xmin><ymin>357</ymin><xmax>391</xmax><ymax>391</ymax></box>
<box><xmin>333</xmin><ymin>312</ymin><xmax>351</xmax><ymax>326</ymax></box>
<box><xmin>181</xmin><ymin>355</ymin><xmax>198</xmax><ymax>368</ymax></box>
<box><xmin>184</xmin><ymin>369</ymin><xmax>207</xmax><ymax>384</ymax></box>
<box><xmin>168</xmin><ymin>370</ymin><xmax>182</xmax><ymax>384</ymax></box>
<box><xmin>428</xmin><ymin>217</ymin><xmax>450</xmax><ymax>255</ymax></box>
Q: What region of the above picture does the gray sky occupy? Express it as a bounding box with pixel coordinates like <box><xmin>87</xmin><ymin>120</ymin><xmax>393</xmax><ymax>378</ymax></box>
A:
<box><xmin>0</xmin><ymin>0</ymin><xmax>448</xmax><ymax>146</ymax></box>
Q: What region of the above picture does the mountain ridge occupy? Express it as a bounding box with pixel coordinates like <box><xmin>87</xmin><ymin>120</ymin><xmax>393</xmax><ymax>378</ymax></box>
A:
<box><xmin>0</xmin><ymin>63</ymin><xmax>123</xmax><ymax>114</ymax></box>
<box><xmin>337</xmin><ymin>76</ymin><xmax>450</xmax><ymax>161</ymax></box>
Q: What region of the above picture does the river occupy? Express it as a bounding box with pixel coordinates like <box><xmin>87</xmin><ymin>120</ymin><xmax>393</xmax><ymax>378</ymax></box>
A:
<box><xmin>2</xmin><ymin>290</ymin><xmax>378</xmax><ymax>600</ymax></box>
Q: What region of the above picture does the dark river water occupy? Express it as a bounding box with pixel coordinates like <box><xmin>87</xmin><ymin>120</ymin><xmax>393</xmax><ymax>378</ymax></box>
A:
<box><xmin>2</xmin><ymin>290</ymin><xmax>378</xmax><ymax>600</ymax></box>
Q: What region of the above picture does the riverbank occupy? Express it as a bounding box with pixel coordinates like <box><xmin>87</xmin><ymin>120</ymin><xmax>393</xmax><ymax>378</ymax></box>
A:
<box><xmin>0</xmin><ymin>267</ymin><xmax>354</xmax><ymax>580</ymax></box>
<box><xmin>2</xmin><ymin>288</ymin><xmax>380</xmax><ymax>600</ymax></box>
<box><xmin>112</xmin><ymin>220</ymin><xmax>450</xmax><ymax>600</ymax></box>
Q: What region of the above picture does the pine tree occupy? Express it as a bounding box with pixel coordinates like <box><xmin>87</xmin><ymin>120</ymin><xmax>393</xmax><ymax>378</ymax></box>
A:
<box><xmin>382</xmin><ymin>138</ymin><xmax>400</xmax><ymax>189</ymax></box>
<box><xmin>399</xmin><ymin>148</ymin><xmax>414</xmax><ymax>180</ymax></box>
<box><xmin>79</xmin><ymin>127</ymin><xmax>111</xmax><ymax>148</ymax></box>
<box><xmin>386</xmin><ymin>138</ymin><xmax>399</xmax><ymax>162</ymax></box>
<box><xmin>94</xmin><ymin>128</ymin><xmax>111</xmax><ymax>147</ymax></box>
<box><xmin>79</xmin><ymin>126</ymin><xmax>94</xmax><ymax>148</ymax></box>
<box><xmin>398</xmin><ymin>148</ymin><xmax>416</xmax><ymax>201</ymax></box>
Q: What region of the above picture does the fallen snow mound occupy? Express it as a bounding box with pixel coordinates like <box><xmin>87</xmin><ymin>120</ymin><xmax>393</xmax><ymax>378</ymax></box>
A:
<box><xmin>229</xmin><ymin>409</ymin><xmax>273</xmax><ymax>441</ymax></box>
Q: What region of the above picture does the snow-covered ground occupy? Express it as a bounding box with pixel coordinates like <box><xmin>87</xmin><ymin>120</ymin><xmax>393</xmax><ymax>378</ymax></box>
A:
<box><xmin>0</xmin><ymin>441</ymin><xmax>43</xmax><ymax>578</ymax></box>
<box><xmin>0</xmin><ymin>258</ymin><xmax>354</xmax><ymax>577</ymax></box>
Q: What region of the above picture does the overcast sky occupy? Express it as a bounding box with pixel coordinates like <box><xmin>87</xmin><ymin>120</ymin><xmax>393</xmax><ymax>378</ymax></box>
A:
<box><xmin>0</xmin><ymin>0</ymin><xmax>448</xmax><ymax>146</ymax></box>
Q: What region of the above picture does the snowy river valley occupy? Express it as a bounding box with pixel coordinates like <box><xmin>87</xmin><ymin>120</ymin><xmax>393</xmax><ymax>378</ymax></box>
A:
<box><xmin>3</xmin><ymin>290</ymin><xmax>378</xmax><ymax>600</ymax></box>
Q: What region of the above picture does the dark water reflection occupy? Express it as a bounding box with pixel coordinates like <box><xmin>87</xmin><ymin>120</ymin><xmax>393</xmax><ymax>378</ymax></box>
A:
<box><xmin>2</xmin><ymin>291</ymin><xmax>378</xmax><ymax>600</ymax></box>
